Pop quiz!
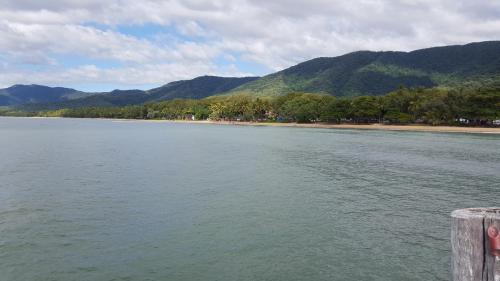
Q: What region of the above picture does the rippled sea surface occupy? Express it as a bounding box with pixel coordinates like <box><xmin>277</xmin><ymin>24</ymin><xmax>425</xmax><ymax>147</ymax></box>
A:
<box><xmin>1</xmin><ymin>117</ymin><xmax>500</xmax><ymax>281</ymax></box>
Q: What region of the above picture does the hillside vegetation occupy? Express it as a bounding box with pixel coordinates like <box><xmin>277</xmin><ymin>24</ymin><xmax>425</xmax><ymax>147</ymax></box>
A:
<box><xmin>3</xmin><ymin>85</ymin><xmax>498</xmax><ymax>127</ymax></box>
<box><xmin>13</xmin><ymin>76</ymin><xmax>259</xmax><ymax>110</ymax></box>
<box><xmin>3</xmin><ymin>41</ymin><xmax>500</xmax><ymax>111</ymax></box>
<box><xmin>0</xmin><ymin>85</ymin><xmax>94</xmax><ymax>106</ymax></box>
<box><xmin>227</xmin><ymin>41</ymin><xmax>500</xmax><ymax>97</ymax></box>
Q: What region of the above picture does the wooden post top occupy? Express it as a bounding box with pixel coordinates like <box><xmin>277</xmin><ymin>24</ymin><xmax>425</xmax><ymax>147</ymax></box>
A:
<box><xmin>452</xmin><ymin>208</ymin><xmax>500</xmax><ymax>219</ymax></box>
<box><xmin>451</xmin><ymin>207</ymin><xmax>500</xmax><ymax>281</ymax></box>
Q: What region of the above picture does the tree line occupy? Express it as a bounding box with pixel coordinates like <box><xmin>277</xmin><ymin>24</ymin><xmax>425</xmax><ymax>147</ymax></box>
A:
<box><xmin>2</xmin><ymin>86</ymin><xmax>499</xmax><ymax>126</ymax></box>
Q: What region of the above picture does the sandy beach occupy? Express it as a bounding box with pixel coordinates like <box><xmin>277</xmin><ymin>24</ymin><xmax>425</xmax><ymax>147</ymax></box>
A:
<box><xmin>5</xmin><ymin>116</ymin><xmax>500</xmax><ymax>134</ymax></box>
<box><xmin>143</xmin><ymin>119</ymin><xmax>500</xmax><ymax>134</ymax></box>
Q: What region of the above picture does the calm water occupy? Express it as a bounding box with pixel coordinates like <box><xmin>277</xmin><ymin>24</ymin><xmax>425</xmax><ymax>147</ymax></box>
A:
<box><xmin>1</xmin><ymin>117</ymin><xmax>499</xmax><ymax>281</ymax></box>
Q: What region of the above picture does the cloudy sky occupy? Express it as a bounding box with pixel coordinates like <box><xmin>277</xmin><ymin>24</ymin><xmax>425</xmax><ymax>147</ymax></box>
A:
<box><xmin>0</xmin><ymin>0</ymin><xmax>499</xmax><ymax>91</ymax></box>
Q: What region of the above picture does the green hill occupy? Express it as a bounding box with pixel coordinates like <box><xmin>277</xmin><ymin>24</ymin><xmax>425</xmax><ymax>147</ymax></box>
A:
<box><xmin>147</xmin><ymin>75</ymin><xmax>259</xmax><ymax>100</ymax></box>
<box><xmin>226</xmin><ymin>41</ymin><xmax>500</xmax><ymax>97</ymax></box>
<box><xmin>14</xmin><ymin>76</ymin><xmax>259</xmax><ymax>110</ymax></box>
<box><xmin>0</xmin><ymin>84</ymin><xmax>94</xmax><ymax>106</ymax></box>
<box><xmin>6</xmin><ymin>41</ymin><xmax>500</xmax><ymax>111</ymax></box>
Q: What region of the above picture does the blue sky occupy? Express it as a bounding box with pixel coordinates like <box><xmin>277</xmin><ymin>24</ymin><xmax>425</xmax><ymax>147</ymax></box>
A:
<box><xmin>0</xmin><ymin>0</ymin><xmax>499</xmax><ymax>92</ymax></box>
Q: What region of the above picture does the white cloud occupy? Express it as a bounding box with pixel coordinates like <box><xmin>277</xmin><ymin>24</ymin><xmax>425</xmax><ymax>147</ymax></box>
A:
<box><xmin>0</xmin><ymin>62</ymin><xmax>253</xmax><ymax>89</ymax></box>
<box><xmin>0</xmin><ymin>0</ymin><xmax>499</xmax><ymax>89</ymax></box>
<box><xmin>0</xmin><ymin>21</ymin><xmax>178</xmax><ymax>63</ymax></box>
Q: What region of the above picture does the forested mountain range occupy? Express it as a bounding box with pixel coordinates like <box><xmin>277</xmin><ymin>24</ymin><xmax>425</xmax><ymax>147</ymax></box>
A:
<box><xmin>2</xmin><ymin>41</ymin><xmax>500</xmax><ymax>110</ymax></box>
<box><xmin>0</xmin><ymin>85</ymin><xmax>93</xmax><ymax>106</ymax></box>
<box><xmin>227</xmin><ymin>41</ymin><xmax>500</xmax><ymax>97</ymax></box>
<box><xmin>6</xmin><ymin>76</ymin><xmax>259</xmax><ymax>110</ymax></box>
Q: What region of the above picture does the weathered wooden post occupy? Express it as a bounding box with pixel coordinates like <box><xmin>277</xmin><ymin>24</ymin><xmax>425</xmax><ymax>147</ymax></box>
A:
<box><xmin>451</xmin><ymin>208</ymin><xmax>500</xmax><ymax>281</ymax></box>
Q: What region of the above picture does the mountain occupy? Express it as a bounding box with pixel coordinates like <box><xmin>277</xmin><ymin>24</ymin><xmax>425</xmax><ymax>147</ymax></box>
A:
<box><xmin>147</xmin><ymin>75</ymin><xmax>259</xmax><ymax>100</ymax></box>
<box><xmin>226</xmin><ymin>41</ymin><xmax>500</xmax><ymax>97</ymax></box>
<box><xmin>6</xmin><ymin>41</ymin><xmax>500</xmax><ymax>110</ymax></box>
<box><xmin>37</xmin><ymin>90</ymin><xmax>150</xmax><ymax>109</ymax></box>
<box><xmin>14</xmin><ymin>76</ymin><xmax>259</xmax><ymax>110</ymax></box>
<box><xmin>0</xmin><ymin>84</ymin><xmax>94</xmax><ymax>106</ymax></box>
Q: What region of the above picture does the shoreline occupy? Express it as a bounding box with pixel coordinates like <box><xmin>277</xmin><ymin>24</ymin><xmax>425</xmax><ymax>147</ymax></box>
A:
<box><xmin>165</xmin><ymin>120</ymin><xmax>500</xmax><ymax>134</ymax></box>
<box><xmin>5</xmin><ymin>116</ymin><xmax>500</xmax><ymax>134</ymax></box>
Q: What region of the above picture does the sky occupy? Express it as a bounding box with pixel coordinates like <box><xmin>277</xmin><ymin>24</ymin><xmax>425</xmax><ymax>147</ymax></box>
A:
<box><xmin>0</xmin><ymin>0</ymin><xmax>499</xmax><ymax>92</ymax></box>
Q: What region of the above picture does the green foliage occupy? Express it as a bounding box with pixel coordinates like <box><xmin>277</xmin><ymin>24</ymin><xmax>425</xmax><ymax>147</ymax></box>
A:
<box><xmin>0</xmin><ymin>85</ymin><xmax>93</xmax><ymax>106</ymax></box>
<box><xmin>9</xmin><ymin>77</ymin><xmax>259</xmax><ymax>111</ymax></box>
<box><xmin>276</xmin><ymin>94</ymin><xmax>331</xmax><ymax>123</ymax></box>
<box><xmin>350</xmin><ymin>96</ymin><xmax>383</xmax><ymax>121</ymax></box>
<box><xmin>227</xmin><ymin>41</ymin><xmax>500</xmax><ymax>97</ymax></box>
<box><xmin>5</xmin><ymin>85</ymin><xmax>500</xmax><ymax>127</ymax></box>
<box><xmin>147</xmin><ymin>76</ymin><xmax>259</xmax><ymax>100</ymax></box>
<box><xmin>6</xmin><ymin>42</ymin><xmax>500</xmax><ymax>114</ymax></box>
<box><xmin>320</xmin><ymin>98</ymin><xmax>351</xmax><ymax>122</ymax></box>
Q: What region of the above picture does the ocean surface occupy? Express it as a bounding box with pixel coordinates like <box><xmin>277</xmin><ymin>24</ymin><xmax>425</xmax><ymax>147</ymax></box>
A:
<box><xmin>1</xmin><ymin>117</ymin><xmax>499</xmax><ymax>281</ymax></box>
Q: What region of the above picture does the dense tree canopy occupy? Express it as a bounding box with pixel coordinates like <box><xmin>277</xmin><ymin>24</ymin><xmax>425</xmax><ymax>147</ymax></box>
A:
<box><xmin>1</xmin><ymin>86</ymin><xmax>499</xmax><ymax>126</ymax></box>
